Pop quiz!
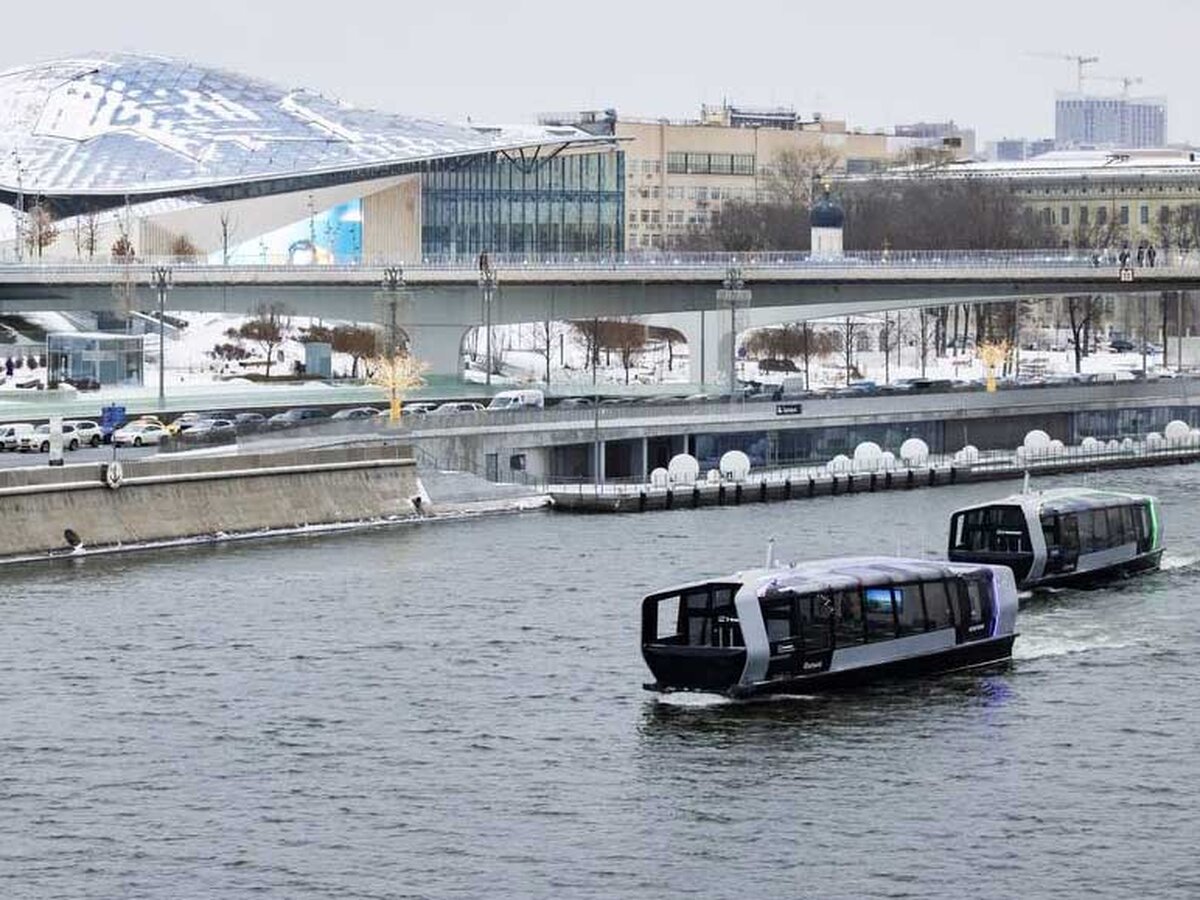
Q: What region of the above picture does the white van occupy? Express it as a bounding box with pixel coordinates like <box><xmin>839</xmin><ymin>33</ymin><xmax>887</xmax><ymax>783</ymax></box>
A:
<box><xmin>0</xmin><ymin>423</ymin><xmax>34</xmax><ymax>451</ymax></box>
<box><xmin>486</xmin><ymin>389</ymin><xmax>545</xmax><ymax>411</ymax></box>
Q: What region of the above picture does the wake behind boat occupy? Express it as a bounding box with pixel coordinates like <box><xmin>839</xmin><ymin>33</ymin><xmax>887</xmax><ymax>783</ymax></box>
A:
<box><xmin>641</xmin><ymin>555</ymin><xmax>1018</xmax><ymax>698</ymax></box>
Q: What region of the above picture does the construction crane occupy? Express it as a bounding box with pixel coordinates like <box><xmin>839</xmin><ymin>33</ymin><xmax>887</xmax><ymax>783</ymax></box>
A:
<box><xmin>1090</xmin><ymin>75</ymin><xmax>1144</xmax><ymax>98</ymax></box>
<box><xmin>1025</xmin><ymin>52</ymin><xmax>1100</xmax><ymax>93</ymax></box>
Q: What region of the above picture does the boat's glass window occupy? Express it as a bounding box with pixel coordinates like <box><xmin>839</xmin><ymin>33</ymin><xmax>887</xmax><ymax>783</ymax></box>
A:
<box><xmin>683</xmin><ymin>590</ymin><xmax>711</xmax><ymax>645</ymax></box>
<box><xmin>864</xmin><ymin>587</ymin><xmax>897</xmax><ymax>641</ymax></box>
<box><xmin>1136</xmin><ymin>504</ymin><xmax>1151</xmax><ymax>545</ymax></box>
<box><xmin>679</xmin><ymin>586</ymin><xmax>743</xmax><ymax>648</ymax></box>
<box><xmin>952</xmin><ymin>505</ymin><xmax>1030</xmax><ymax>553</ymax></box>
<box><xmin>965</xmin><ymin>580</ymin><xmax>987</xmax><ymax>626</ymax></box>
<box><xmin>655</xmin><ymin>596</ymin><xmax>680</xmax><ymax>641</ymax></box>
<box><xmin>1061</xmin><ymin>515</ymin><xmax>1079</xmax><ymax>554</ymax></box>
<box><xmin>833</xmin><ymin>590</ymin><xmax>865</xmax><ymax>647</ymax></box>
<box><xmin>1091</xmin><ymin>508</ymin><xmax>1109</xmax><ymax>551</ymax></box>
<box><xmin>1041</xmin><ymin>515</ymin><xmax>1057</xmax><ymax>550</ymax></box>
<box><xmin>923</xmin><ymin>580</ymin><xmax>955</xmax><ymax>630</ymax></box>
<box><xmin>894</xmin><ymin>585</ymin><xmax>925</xmax><ymax>635</ymax></box>
<box><xmin>762</xmin><ymin>597</ymin><xmax>796</xmax><ymax>642</ymax></box>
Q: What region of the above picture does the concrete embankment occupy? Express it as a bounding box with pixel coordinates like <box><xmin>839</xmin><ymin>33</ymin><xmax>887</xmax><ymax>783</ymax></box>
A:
<box><xmin>549</xmin><ymin>445</ymin><xmax>1200</xmax><ymax>513</ymax></box>
<box><xmin>0</xmin><ymin>443</ymin><xmax>421</xmax><ymax>561</ymax></box>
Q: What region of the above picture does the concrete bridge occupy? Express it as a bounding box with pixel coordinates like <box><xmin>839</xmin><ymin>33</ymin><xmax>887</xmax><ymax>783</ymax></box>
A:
<box><xmin>2</xmin><ymin>251</ymin><xmax>1196</xmax><ymax>379</ymax></box>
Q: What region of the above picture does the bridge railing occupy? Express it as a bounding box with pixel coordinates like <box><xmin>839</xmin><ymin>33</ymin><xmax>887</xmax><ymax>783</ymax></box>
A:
<box><xmin>3</xmin><ymin>248</ymin><xmax>1197</xmax><ymax>273</ymax></box>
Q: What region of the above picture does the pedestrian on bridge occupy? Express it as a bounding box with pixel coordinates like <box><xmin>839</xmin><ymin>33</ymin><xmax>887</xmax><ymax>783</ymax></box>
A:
<box><xmin>1148</xmin><ymin>245</ymin><xmax>1158</xmax><ymax>268</ymax></box>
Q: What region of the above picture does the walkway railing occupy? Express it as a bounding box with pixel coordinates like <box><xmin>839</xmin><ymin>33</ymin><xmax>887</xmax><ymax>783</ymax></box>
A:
<box><xmin>3</xmin><ymin>248</ymin><xmax>1199</xmax><ymax>273</ymax></box>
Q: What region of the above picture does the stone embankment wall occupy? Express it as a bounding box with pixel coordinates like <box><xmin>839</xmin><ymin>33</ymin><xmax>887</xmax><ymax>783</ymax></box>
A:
<box><xmin>0</xmin><ymin>444</ymin><xmax>420</xmax><ymax>560</ymax></box>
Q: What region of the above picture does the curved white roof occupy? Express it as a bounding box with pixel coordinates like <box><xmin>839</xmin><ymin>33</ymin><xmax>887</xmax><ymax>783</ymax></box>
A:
<box><xmin>0</xmin><ymin>52</ymin><xmax>603</xmax><ymax>197</ymax></box>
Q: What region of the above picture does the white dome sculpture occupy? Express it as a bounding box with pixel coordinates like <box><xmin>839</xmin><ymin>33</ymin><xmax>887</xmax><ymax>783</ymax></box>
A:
<box><xmin>1146</xmin><ymin>432</ymin><xmax>1165</xmax><ymax>450</ymax></box>
<box><xmin>1080</xmin><ymin>436</ymin><xmax>1099</xmax><ymax>452</ymax></box>
<box><xmin>706</xmin><ymin>468</ymin><xmax>722</xmax><ymax>485</ymax></box>
<box><xmin>827</xmin><ymin>454</ymin><xmax>852</xmax><ymax>473</ymax></box>
<box><xmin>900</xmin><ymin>438</ymin><xmax>929</xmax><ymax>465</ymax></box>
<box><xmin>953</xmin><ymin>445</ymin><xmax>980</xmax><ymax>465</ymax></box>
<box><xmin>650</xmin><ymin>467</ymin><xmax>669</xmax><ymax>488</ymax></box>
<box><xmin>1164</xmin><ymin>420</ymin><xmax>1190</xmax><ymax>442</ymax></box>
<box><xmin>1120</xmin><ymin>437</ymin><xmax>1135</xmax><ymax>452</ymax></box>
<box><xmin>719</xmin><ymin>450</ymin><xmax>752</xmax><ymax>482</ymax></box>
<box><xmin>1023</xmin><ymin>430</ymin><xmax>1052</xmax><ymax>452</ymax></box>
<box><xmin>1049</xmin><ymin>439</ymin><xmax>1065</xmax><ymax>454</ymax></box>
<box><xmin>879</xmin><ymin>451</ymin><xmax>897</xmax><ymax>470</ymax></box>
<box><xmin>1106</xmin><ymin>440</ymin><xmax>1121</xmax><ymax>452</ymax></box>
<box><xmin>667</xmin><ymin>454</ymin><xmax>700</xmax><ymax>485</ymax></box>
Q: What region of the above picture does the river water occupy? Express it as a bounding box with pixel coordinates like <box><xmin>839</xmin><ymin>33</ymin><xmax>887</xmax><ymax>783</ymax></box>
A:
<box><xmin>2</xmin><ymin>466</ymin><xmax>1198</xmax><ymax>899</ymax></box>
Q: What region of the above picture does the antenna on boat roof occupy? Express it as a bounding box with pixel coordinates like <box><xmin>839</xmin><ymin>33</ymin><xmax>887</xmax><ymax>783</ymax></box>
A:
<box><xmin>766</xmin><ymin>537</ymin><xmax>776</xmax><ymax>568</ymax></box>
<box><xmin>1022</xmin><ymin>470</ymin><xmax>1031</xmax><ymax>494</ymax></box>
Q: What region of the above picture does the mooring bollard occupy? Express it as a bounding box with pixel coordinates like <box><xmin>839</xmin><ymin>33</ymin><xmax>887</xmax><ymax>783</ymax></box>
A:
<box><xmin>906</xmin><ymin>469</ymin><xmax>915</xmax><ymax>489</ymax></box>
<box><xmin>693</xmin><ymin>486</ymin><xmax>701</xmax><ymax>508</ymax></box>
<box><xmin>949</xmin><ymin>466</ymin><xmax>957</xmax><ymax>484</ymax></box>
<box><xmin>831</xmin><ymin>475</ymin><xmax>839</xmax><ymax>495</ymax></box>
<box><xmin>718</xmin><ymin>484</ymin><xmax>726</xmax><ymax>505</ymax></box>
<box><xmin>928</xmin><ymin>468</ymin><xmax>937</xmax><ymax>486</ymax></box>
<box><xmin>759</xmin><ymin>481</ymin><xmax>767</xmax><ymax>503</ymax></box>
<box><xmin>885</xmin><ymin>470</ymin><xmax>893</xmax><ymax>489</ymax></box>
<box><xmin>666</xmin><ymin>489</ymin><xmax>674</xmax><ymax>510</ymax></box>
<box><xmin>734</xmin><ymin>484</ymin><xmax>743</xmax><ymax>505</ymax></box>
<box><xmin>785</xmin><ymin>479</ymin><xmax>793</xmax><ymax>499</ymax></box>
<box><xmin>846</xmin><ymin>474</ymin><xmax>854</xmax><ymax>494</ymax></box>
<box><xmin>639</xmin><ymin>491</ymin><xmax>647</xmax><ymax>512</ymax></box>
<box><xmin>807</xmin><ymin>477</ymin><xmax>815</xmax><ymax>497</ymax></box>
<box><xmin>869</xmin><ymin>472</ymin><xmax>877</xmax><ymax>492</ymax></box>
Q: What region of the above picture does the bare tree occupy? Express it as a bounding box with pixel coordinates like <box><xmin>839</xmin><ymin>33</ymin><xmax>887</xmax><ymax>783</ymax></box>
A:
<box><xmin>1065</xmin><ymin>296</ymin><xmax>1096</xmax><ymax>373</ymax></box>
<box><xmin>533</xmin><ymin>317</ymin><xmax>562</xmax><ymax>384</ymax></box>
<box><xmin>228</xmin><ymin>304</ymin><xmax>291</xmax><ymax>379</ymax></box>
<box><xmin>763</xmin><ymin>144</ymin><xmax>844</xmax><ymax>208</ymax></box>
<box><xmin>841</xmin><ymin>317</ymin><xmax>860</xmax><ymax>385</ymax></box>
<box><xmin>170</xmin><ymin>234</ymin><xmax>200</xmax><ymax>262</ymax></box>
<box><xmin>597</xmin><ymin>318</ymin><xmax>648</xmax><ymax>385</ymax></box>
<box><xmin>219</xmin><ymin>208</ymin><xmax>239</xmax><ymax>265</ymax></box>
<box><xmin>25</xmin><ymin>202</ymin><xmax>58</xmax><ymax>258</ymax></box>
<box><xmin>332</xmin><ymin>325</ymin><xmax>379</xmax><ymax>379</ymax></box>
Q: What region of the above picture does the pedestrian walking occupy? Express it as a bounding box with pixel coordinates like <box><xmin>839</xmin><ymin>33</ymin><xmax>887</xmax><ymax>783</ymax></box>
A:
<box><xmin>1137</xmin><ymin>245</ymin><xmax>1145</xmax><ymax>267</ymax></box>
<box><xmin>1148</xmin><ymin>245</ymin><xmax>1158</xmax><ymax>268</ymax></box>
<box><xmin>1119</xmin><ymin>247</ymin><xmax>1131</xmax><ymax>268</ymax></box>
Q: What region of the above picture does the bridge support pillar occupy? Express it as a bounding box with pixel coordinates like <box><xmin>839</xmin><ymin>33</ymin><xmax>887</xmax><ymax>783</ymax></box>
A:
<box><xmin>404</xmin><ymin>325</ymin><xmax>469</xmax><ymax>380</ymax></box>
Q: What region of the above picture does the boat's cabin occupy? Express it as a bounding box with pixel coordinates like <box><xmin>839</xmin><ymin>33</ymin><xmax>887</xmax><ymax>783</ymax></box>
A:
<box><xmin>642</xmin><ymin>560</ymin><xmax>1009</xmax><ymax>694</ymax></box>
<box><xmin>949</xmin><ymin>490</ymin><xmax>1159</xmax><ymax>584</ymax></box>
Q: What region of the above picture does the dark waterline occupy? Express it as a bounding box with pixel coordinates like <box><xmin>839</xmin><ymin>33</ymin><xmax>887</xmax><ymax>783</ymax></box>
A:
<box><xmin>2</xmin><ymin>467</ymin><xmax>1199</xmax><ymax>899</ymax></box>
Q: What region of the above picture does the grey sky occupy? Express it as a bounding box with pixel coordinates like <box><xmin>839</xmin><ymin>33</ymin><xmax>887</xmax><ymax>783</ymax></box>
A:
<box><xmin>4</xmin><ymin>0</ymin><xmax>1198</xmax><ymax>145</ymax></box>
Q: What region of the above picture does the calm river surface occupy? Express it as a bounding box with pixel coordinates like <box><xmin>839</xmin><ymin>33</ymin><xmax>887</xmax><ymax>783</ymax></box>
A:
<box><xmin>2</xmin><ymin>467</ymin><xmax>1199</xmax><ymax>899</ymax></box>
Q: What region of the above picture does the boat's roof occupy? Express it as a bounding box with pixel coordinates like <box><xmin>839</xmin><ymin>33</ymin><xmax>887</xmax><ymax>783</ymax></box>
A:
<box><xmin>647</xmin><ymin>556</ymin><xmax>997</xmax><ymax>600</ymax></box>
<box><xmin>954</xmin><ymin>487</ymin><xmax>1153</xmax><ymax>517</ymax></box>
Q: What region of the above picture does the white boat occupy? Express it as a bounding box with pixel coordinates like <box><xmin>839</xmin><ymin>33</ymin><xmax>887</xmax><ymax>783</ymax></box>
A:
<box><xmin>948</xmin><ymin>488</ymin><xmax>1163</xmax><ymax>589</ymax></box>
<box><xmin>641</xmin><ymin>555</ymin><xmax>1019</xmax><ymax>697</ymax></box>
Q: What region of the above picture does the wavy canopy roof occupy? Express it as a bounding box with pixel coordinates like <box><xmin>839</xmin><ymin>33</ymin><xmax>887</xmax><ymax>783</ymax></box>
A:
<box><xmin>0</xmin><ymin>52</ymin><xmax>601</xmax><ymax>198</ymax></box>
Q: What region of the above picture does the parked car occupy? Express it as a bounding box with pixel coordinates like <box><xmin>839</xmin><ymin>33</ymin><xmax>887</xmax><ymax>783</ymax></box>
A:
<box><xmin>62</xmin><ymin>376</ymin><xmax>100</xmax><ymax>391</ymax></box>
<box><xmin>64</xmin><ymin>420</ymin><xmax>103</xmax><ymax>447</ymax></box>
<box><xmin>130</xmin><ymin>415</ymin><xmax>167</xmax><ymax>429</ymax></box>
<box><xmin>268</xmin><ymin>408</ymin><xmax>327</xmax><ymax>429</ymax></box>
<box><xmin>1109</xmin><ymin>339</ymin><xmax>1136</xmax><ymax>353</ymax></box>
<box><xmin>233</xmin><ymin>412</ymin><xmax>268</xmax><ymax>432</ymax></box>
<box><xmin>0</xmin><ymin>423</ymin><xmax>34</xmax><ymax>451</ymax></box>
<box><xmin>556</xmin><ymin>397</ymin><xmax>593</xmax><ymax>407</ymax></box>
<box><xmin>113</xmin><ymin>422</ymin><xmax>167</xmax><ymax>446</ymax></box>
<box><xmin>486</xmin><ymin>389</ymin><xmax>545</xmax><ymax>411</ymax></box>
<box><xmin>430</xmin><ymin>401</ymin><xmax>485</xmax><ymax>415</ymax></box>
<box><xmin>183</xmin><ymin>418</ymin><xmax>237</xmax><ymax>438</ymax></box>
<box><xmin>166</xmin><ymin>412</ymin><xmax>205</xmax><ymax>436</ymax></box>
<box><xmin>21</xmin><ymin>423</ymin><xmax>81</xmax><ymax>452</ymax></box>
<box><xmin>402</xmin><ymin>402</ymin><xmax>439</xmax><ymax>416</ymax></box>
<box><xmin>757</xmin><ymin>358</ymin><xmax>798</xmax><ymax>373</ymax></box>
<box><xmin>331</xmin><ymin>406</ymin><xmax>381</xmax><ymax>420</ymax></box>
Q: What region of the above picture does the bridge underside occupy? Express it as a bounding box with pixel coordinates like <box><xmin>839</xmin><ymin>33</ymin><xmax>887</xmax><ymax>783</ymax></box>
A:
<box><xmin>2</xmin><ymin>276</ymin><xmax>1198</xmax><ymax>379</ymax></box>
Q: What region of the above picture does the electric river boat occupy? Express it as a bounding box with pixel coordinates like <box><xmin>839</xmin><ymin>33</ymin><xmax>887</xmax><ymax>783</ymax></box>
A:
<box><xmin>641</xmin><ymin>556</ymin><xmax>1018</xmax><ymax>697</ymax></box>
<box><xmin>948</xmin><ymin>488</ymin><xmax>1162</xmax><ymax>590</ymax></box>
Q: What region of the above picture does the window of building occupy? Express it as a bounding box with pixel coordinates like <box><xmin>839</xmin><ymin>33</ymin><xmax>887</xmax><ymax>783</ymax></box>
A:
<box><xmin>733</xmin><ymin>154</ymin><xmax>755</xmax><ymax>175</ymax></box>
<box><xmin>650</xmin><ymin>210</ymin><xmax>661</xmax><ymax>224</ymax></box>
<box><xmin>709</xmin><ymin>153</ymin><xmax>733</xmax><ymax>175</ymax></box>
<box><xmin>640</xmin><ymin>210</ymin><xmax>651</xmax><ymax>223</ymax></box>
<box><xmin>1061</xmin><ymin>206</ymin><xmax>1070</xmax><ymax>226</ymax></box>
<box><xmin>1159</xmin><ymin>206</ymin><xmax>1171</xmax><ymax>224</ymax></box>
<box><xmin>667</xmin><ymin>152</ymin><xmax>687</xmax><ymax>174</ymax></box>
<box><xmin>1140</xmin><ymin>205</ymin><xmax>1150</xmax><ymax>225</ymax></box>
<box><xmin>1041</xmin><ymin>207</ymin><xmax>1053</xmax><ymax>226</ymax></box>
<box><xmin>686</xmin><ymin>153</ymin><xmax>709</xmax><ymax>174</ymax></box>
<box><xmin>1119</xmin><ymin>206</ymin><xmax>1129</xmax><ymax>225</ymax></box>
<box><xmin>1097</xmin><ymin>207</ymin><xmax>1108</xmax><ymax>226</ymax></box>
<box><xmin>1080</xmin><ymin>206</ymin><xmax>1090</xmax><ymax>226</ymax></box>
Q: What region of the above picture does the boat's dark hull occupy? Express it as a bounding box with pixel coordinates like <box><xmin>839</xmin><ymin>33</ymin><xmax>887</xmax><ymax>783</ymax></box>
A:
<box><xmin>647</xmin><ymin>634</ymin><xmax>1018</xmax><ymax>698</ymax></box>
<box><xmin>1030</xmin><ymin>549</ymin><xmax>1162</xmax><ymax>591</ymax></box>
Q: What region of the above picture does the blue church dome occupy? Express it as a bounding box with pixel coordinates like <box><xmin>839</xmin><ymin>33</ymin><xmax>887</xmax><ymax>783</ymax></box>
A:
<box><xmin>810</xmin><ymin>190</ymin><xmax>845</xmax><ymax>229</ymax></box>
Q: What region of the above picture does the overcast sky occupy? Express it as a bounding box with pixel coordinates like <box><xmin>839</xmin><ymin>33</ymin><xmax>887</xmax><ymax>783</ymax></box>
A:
<box><xmin>3</xmin><ymin>0</ymin><xmax>1198</xmax><ymax>146</ymax></box>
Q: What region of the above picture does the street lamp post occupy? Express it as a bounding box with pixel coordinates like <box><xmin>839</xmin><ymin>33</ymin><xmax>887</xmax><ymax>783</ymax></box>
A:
<box><xmin>151</xmin><ymin>266</ymin><xmax>173</xmax><ymax>405</ymax></box>
<box><xmin>382</xmin><ymin>265</ymin><xmax>405</xmax><ymax>355</ymax></box>
<box><xmin>478</xmin><ymin>267</ymin><xmax>497</xmax><ymax>387</ymax></box>
<box><xmin>716</xmin><ymin>265</ymin><xmax>751</xmax><ymax>397</ymax></box>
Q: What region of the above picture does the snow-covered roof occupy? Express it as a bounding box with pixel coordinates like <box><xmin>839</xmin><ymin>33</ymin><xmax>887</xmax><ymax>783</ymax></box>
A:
<box><xmin>0</xmin><ymin>52</ymin><xmax>610</xmax><ymax>197</ymax></box>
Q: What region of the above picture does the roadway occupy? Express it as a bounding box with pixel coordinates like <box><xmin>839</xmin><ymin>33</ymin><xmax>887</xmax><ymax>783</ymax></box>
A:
<box><xmin>0</xmin><ymin>444</ymin><xmax>156</xmax><ymax>468</ymax></box>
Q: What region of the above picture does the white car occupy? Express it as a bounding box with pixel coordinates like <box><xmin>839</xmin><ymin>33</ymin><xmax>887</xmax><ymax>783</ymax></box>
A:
<box><xmin>20</xmin><ymin>423</ymin><xmax>82</xmax><ymax>452</ymax></box>
<box><xmin>64</xmin><ymin>420</ymin><xmax>103</xmax><ymax>447</ymax></box>
<box><xmin>0</xmin><ymin>423</ymin><xmax>34</xmax><ymax>451</ymax></box>
<box><xmin>430</xmin><ymin>401</ymin><xmax>485</xmax><ymax>415</ymax></box>
<box><xmin>113</xmin><ymin>422</ymin><xmax>167</xmax><ymax>446</ymax></box>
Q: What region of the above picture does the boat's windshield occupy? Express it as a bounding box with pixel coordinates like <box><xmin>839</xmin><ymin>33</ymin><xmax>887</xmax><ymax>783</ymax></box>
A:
<box><xmin>950</xmin><ymin>505</ymin><xmax>1031</xmax><ymax>554</ymax></box>
<box><xmin>642</xmin><ymin>583</ymin><xmax>743</xmax><ymax>648</ymax></box>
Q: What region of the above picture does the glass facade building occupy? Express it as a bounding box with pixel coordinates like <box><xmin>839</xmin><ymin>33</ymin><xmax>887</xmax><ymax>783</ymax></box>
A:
<box><xmin>421</xmin><ymin>152</ymin><xmax>624</xmax><ymax>256</ymax></box>
<box><xmin>47</xmin><ymin>333</ymin><xmax>144</xmax><ymax>387</ymax></box>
